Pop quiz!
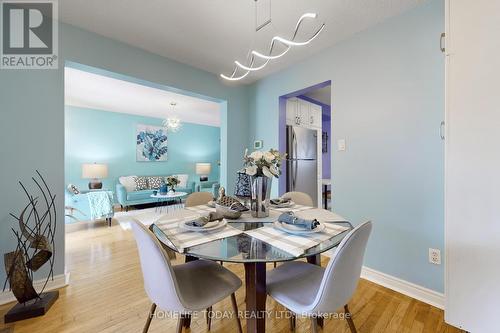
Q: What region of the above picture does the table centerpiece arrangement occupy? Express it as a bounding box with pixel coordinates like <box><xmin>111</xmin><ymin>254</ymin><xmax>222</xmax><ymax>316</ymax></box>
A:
<box><xmin>243</xmin><ymin>148</ymin><xmax>286</xmax><ymax>217</ymax></box>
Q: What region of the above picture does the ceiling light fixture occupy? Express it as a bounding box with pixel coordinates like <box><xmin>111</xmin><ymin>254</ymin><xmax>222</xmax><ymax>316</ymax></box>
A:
<box><xmin>220</xmin><ymin>6</ymin><xmax>325</xmax><ymax>82</ymax></box>
<box><xmin>163</xmin><ymin>102</ymin><xmax>182</xmax><ymax>132</ymax></box>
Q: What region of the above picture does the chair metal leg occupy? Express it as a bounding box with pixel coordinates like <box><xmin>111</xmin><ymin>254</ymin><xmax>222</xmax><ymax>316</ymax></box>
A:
<box><xmin>288</xmin><ymin>312</ymin><xmax>296</xmax><ymax>331</ymax></box>
<box><xmin>230</xmin><ymin>293</ymin><xmax>243</xmax><ymax>333</ymax></box>
<box><xmin>182</xmin><ymin>314</ymin><xmax>191</xmax><ymax>328</ymax></box>
<box><xmin>344</xmin><ymin>304</ymin><xmax>357</xmax><ymax>333</ymax></box>
<box><xmin>311</xmin><ymin>317</ymin><xmax>318</xmax><ymax>333</ymax></box>
<box><xmin>206</xmin><ymin>306</ymin><xmax>212</xmax><ymax>330</ymax></box>
<box><xmin>142</xmin><ymin>303</ymin><xmax>156</xmax><ymax>333</ymax></box>
<box><xmin>176</xmin><ymin>316</ymin><xmax>184</xmax><ymax>333</ymax></box>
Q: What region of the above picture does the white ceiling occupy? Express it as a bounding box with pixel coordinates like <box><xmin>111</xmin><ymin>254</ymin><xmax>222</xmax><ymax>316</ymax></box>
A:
<box><xmin>303</xmin><ymin>85</ymin><xmax>331</xmax><ymax>105</ymax></box>
<box><xmin>60</xmin><ymin>0</ymin><xmax>427</xmax><ymax>84</ymax></box>
<box><xmin>65</xmin><ymin>67</ymin><xmax>221</xmax><ymax>127</ymax></box>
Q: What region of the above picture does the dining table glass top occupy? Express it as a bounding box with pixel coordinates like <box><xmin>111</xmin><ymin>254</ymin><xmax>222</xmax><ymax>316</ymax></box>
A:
<box><xmin>150</xmin><ymin>207</ymin><xmax>352</xmax><ymax>263</ymax></box>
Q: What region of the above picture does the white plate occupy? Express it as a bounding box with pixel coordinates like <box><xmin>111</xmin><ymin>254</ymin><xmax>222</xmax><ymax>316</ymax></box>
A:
<box><xmin>270</xmin><ymin>200</ymin><xmax>295</xmax><ymax>208</ymax></box>
<box><xmin>273</xmin><ymin>220</ymin><xmax>325</xmax><ymax>235</ymax></box>
<box><xmin>207</xmin><ymin>201</ymin><xmax>216</xmax><ymax>208</ymax></box>
<box><xmin>180</xmin><ymin>219</ymin><xmax>227</xmax><ymax>232</ymax></box>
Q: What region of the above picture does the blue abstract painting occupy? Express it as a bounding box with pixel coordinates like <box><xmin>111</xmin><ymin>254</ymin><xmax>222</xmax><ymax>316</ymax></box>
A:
<box><xmin>136</xmin><ymin>124</ymin><xmax>168</xmax><ymax>161</ymax></box>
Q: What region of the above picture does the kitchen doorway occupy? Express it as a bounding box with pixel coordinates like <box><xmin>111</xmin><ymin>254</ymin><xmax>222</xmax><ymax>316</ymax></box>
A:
<box><xmin>278</xmin><ymin>81</ymin><xmax>332</xmax><ymax>209</ymax></box>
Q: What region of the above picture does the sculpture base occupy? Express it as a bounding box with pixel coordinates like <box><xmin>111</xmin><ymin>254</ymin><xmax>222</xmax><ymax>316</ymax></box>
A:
<box><xmin>4</xmin><ymin>291</ymin><xmax>59</xmax><ymax>323</ymax></box>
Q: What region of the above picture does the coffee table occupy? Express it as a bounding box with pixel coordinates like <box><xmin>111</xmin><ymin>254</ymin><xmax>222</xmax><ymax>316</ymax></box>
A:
<box><xmin>150</xmin><ymin>191</ymin><xmax>187</xmax><ymax>213</ymax></box>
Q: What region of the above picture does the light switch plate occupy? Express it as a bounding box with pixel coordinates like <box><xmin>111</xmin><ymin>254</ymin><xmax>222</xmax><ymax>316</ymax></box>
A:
<box><xmin>338</xmin><ymin>139</ymin><xmax>346</xmax><ymax>151</ymax></box>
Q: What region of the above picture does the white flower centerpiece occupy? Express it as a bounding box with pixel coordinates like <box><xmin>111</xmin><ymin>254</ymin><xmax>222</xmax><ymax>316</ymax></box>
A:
<box><xmin>243</xmin><ymin>149</ymin><xmax>286</xmax><ymax>217</ymax></box>
<box><xmin>166</xmin><ymin>175</ymin><xmax>180</xmax><ymax>193</ymax></box>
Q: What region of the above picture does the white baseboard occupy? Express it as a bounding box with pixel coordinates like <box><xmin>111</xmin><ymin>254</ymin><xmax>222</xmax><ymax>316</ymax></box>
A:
<box><xmin>361</xmin><ymin>266</ymin><xmax>444</xmax><ymax>309</ymax></box>
<box><xmin>0</xmin><ymin>272</ymin><xmax>70</xmax><ymax>305</ymax></box>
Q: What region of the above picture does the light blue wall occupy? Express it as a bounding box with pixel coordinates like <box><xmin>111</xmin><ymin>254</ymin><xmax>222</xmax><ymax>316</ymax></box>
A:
<box><xmin>0</xmin><ymin>21</ymin><xmax>249</xmax><ymax>283</ymax></box>
<box><xmin>248</xmin><ymin>0</ymin><xmax>445</xmax><ymax>292</ymax></box>
<box><xmin>65</xmin><ymin>106</ymin><xmax>221</xmax><ymax>191</ymax></box>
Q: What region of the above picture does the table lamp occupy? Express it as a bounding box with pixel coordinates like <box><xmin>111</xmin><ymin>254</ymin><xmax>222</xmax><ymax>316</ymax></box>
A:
<box><xmin>196</xmin><ymin>163</ymin><xmax>211</xmax><ymax>182</ymax></box>
<box><xmin>82</xmin><ymin>163</ymin><xmax>108</xmax><ymax>189</ymax></box>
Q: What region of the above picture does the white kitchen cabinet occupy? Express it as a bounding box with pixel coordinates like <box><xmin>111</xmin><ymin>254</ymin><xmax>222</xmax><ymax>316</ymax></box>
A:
<box><xmin>286</xmin><ymin>98</ymin><xmax>323</xmax><ymax>129</ymax></box>
<box><xmin>286</xmin><ymin>98</ymin><xmax>298</xmax><ymax>125</ymax></box>
<box><xmin>445</xmin><ymin>1</ymin><xmax>500</xmax><ymax>332</ymax></box>
<box><xmin>297</xmin><ymin>99</ymin><xmax>309</xmax><ymax>126</ymax></box>
<box><xmin>308</xmin><ymin>103</ymin><xmax>322</xmax><ymax>129</ymax></box>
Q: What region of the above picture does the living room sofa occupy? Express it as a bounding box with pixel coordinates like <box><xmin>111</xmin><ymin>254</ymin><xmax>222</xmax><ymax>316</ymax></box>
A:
<box><xmin>116</xmin><ymin>174</ymin><xmax>195</xmax><ymax>210</ymax></box>
<box><xmin>196</xmin><ymin>180</ymin><xmax>220</xmax><ymax>199</ymax></box>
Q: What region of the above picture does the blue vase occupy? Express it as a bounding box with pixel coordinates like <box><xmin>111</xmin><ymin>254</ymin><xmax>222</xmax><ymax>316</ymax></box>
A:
<box><xmin>159</xmin><ymin>184</ymin><xmax>168</xmax><ymax>194</ymax></box>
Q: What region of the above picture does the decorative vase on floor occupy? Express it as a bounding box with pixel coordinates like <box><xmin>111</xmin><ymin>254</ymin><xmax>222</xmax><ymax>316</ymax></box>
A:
<box><xmin>250</xmin><ymin>176</ymin><xmax>272</xmax><ymax>218</ymax></box>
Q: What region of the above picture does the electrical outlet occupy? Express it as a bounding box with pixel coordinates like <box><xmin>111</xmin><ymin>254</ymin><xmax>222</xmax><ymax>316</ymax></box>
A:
<box><xmin>429</xmin><ymin>248</ymin><xmax>441</xmax><ymax>265</ymax></box>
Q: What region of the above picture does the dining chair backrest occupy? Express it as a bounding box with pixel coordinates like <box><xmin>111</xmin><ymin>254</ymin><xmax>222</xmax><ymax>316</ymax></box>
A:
<box><xmin>185</xmin><ymin>192</ymin><xmax>213</xmax><ymax>207</ymax></box>
<box><xmin>281</xmin><ymin>191</ymin><xmax>314</xmax><ymax>206</ymax></box>
<box><xmin>130</xmin><ymin>219</ymin><xmax>186</xmax><ymax>312</ymax></box>
<box><xmin>311</xmin><ymin>221</ymin><xmax>372</xmax><ymax>313</ymax></box>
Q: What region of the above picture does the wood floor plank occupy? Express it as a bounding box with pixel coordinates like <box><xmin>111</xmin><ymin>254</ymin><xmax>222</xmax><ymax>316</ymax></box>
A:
<box><xmin>0</xmin><ymin>222</ymin><xmax>463</xmax><ymax>333</ymax></box>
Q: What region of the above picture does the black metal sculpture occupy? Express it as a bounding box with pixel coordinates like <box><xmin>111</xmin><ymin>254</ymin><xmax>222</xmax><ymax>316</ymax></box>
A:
<box><xmin>3</xmin><ymin>171</ymin><xmax>59</xmax><ymax>323</ymax></box>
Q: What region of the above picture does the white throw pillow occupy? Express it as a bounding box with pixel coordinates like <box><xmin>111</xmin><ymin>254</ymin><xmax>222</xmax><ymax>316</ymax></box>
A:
<box><xmin>119</xmin><ymin>176</ymin><xmax>137</xmax><ymax>192</ymax></box>
<box><xmin>172</xmin><ymin>174</ymin><xmax>188</xmax><ymax>188</ymax></box>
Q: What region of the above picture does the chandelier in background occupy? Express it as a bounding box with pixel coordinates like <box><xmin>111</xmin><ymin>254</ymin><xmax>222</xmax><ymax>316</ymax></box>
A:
<box><xmin>220</xmin><ymin>1</ymin><xmax>325</xmax><ymax>81</ymax></box>
<box><xmin>163</xmin><ymin>102</ymin><xmax>182</xmax><ymax>132</ymax></box>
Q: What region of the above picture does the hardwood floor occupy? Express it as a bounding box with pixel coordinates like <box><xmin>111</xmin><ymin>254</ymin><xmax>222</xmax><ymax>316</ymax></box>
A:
<box><xmin>0</xmin><ymin>220</ymin><xmax>463</xmax><ymax>333</ymax></box>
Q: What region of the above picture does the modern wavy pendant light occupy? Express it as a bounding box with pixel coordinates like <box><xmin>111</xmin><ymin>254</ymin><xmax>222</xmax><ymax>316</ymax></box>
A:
<box><xmin>220</xmin><ymin>2</ymin><xmax>325</xmax><ymax>82</ymax></box>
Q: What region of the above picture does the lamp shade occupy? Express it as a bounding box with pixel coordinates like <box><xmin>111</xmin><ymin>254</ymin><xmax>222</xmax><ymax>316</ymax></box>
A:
<box><xmin>195</xmin><ymin>163</ymin><xmax>211</xmax><ymax>175</ymax></box>
<box><xmin>82</xmin><ymin>163</ymin><xmax>108</xmax><ymax>179</ymax></box>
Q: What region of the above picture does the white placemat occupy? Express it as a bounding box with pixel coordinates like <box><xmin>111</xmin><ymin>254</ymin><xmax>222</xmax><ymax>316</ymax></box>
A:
<box><xmin>293</xmin><ymin>208</ymin><xmax>348</xmax><ymax>223</ymax></box>
<box><xmin>269</xmin><ymin>204</ymin><xmax>314</xmax><ymax>213</ymax></box>
<box><xmin>155</xmin><ymin>215</ymin><xmax>243</xmax><ymax>253</ymax></box>
<box><xmin>244</xmin><ymin>223</ymin><xmax>349</xmax><ymax>256</ymax></box>
<box><xmin>185</xmin><ymin>204</ymin><xmax>216</xmax><ymax>214</ymax></box>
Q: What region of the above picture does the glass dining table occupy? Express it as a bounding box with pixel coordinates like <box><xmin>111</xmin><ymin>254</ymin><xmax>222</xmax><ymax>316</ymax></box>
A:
<box><xmin>150</xmin><ymin>211</ymin><xmax>352</xmax><ymax>333</ymax></box>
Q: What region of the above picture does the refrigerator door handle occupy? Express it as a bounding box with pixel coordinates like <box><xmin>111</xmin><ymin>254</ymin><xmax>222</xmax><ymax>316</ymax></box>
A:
<box><xmin>287</xmin><ymin>159</ymin><xmax>292</xmax><ymax>191</ymax></box>
<box><xmin>293</xmin><ymin>159</ymin><xmax>298</xmax><ymax>190</ymax></box>
<box><xmin>293</xmin><ymin>128</ymin><xmax>298</xmax><ymax>160</ymax></box>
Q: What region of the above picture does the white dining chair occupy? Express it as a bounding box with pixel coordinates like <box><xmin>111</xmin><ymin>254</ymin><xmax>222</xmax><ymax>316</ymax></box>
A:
<box><xmin>130</xmin><ymin>219</ymin><xmax>243</xmax><ymax>333</ymax></box>
<box><xmin>281</xmin><ymin>191</ymin><xmax>314</xmax><ymax>206</ymax></box>
<box><xmin>266</xmin><ymin>221</ymin><xmax>372</xmax><ymax>333</ymax></box>
<box><xmin>185</xmin><ymin>192</ymin><xmax>213</xmax><ymax>207</ymax></box>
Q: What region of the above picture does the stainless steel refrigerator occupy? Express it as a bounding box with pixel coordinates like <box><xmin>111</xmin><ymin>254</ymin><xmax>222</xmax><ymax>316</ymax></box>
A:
<box><xmin>286</xmin><ymin>125</ymin><xmax>318</xmax><ymax>206</ymax></box>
